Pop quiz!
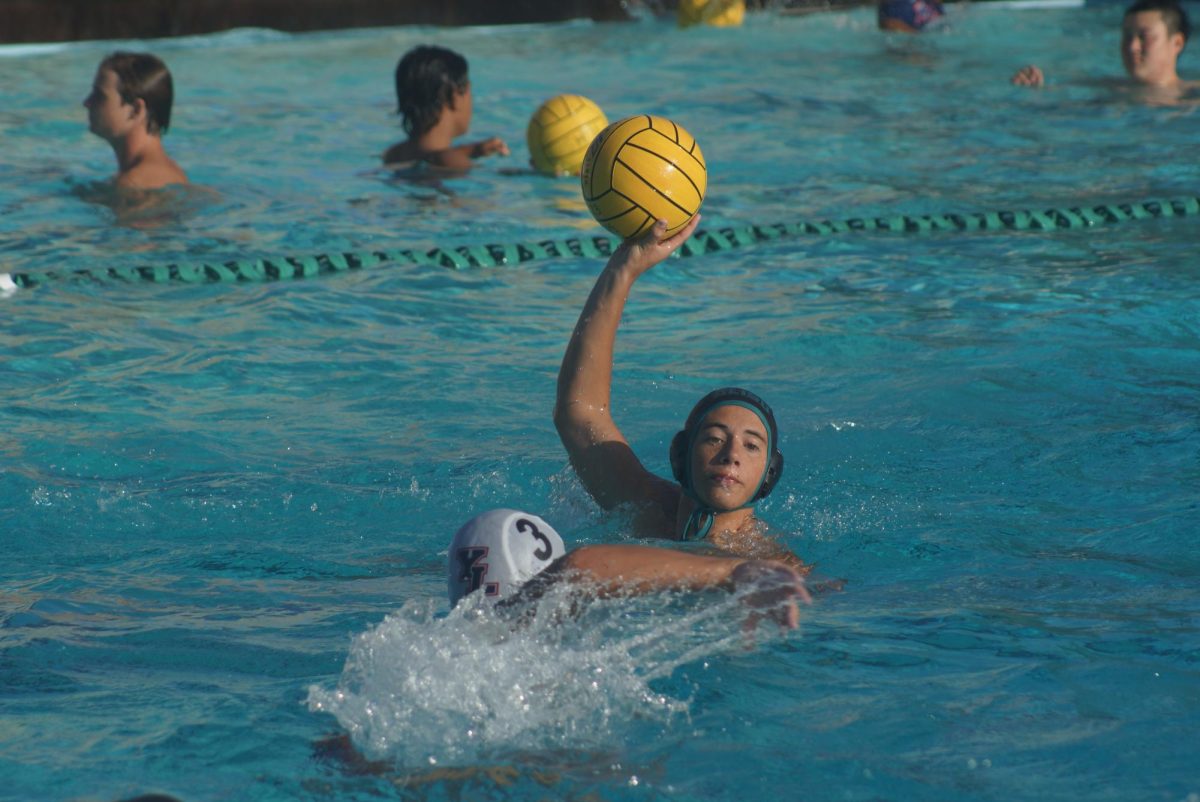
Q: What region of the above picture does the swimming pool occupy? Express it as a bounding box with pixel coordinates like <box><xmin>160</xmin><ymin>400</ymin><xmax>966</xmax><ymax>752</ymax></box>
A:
<box><xmin>2</xmin><ymin>5</ymin><xmax>1199</xmax><ymax>801</ymax></box>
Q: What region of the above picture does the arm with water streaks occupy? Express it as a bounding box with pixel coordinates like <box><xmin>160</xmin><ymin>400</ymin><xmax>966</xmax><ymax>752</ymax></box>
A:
<box><xmin>554</xmin><ymin>218</ymin><xmax>700</xmax><ymax>533</ymax></box>
<box><xmin>510</xmin><ymin>543</ymin><xmax>809</xmax><ymax>630</ymax></box>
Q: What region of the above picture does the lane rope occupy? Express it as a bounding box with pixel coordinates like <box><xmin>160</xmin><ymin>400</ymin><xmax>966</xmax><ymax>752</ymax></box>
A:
<box><xmin>4</xmin><ymin>196</ymin><xmax>1197</xmax><ymax>291</ymax></box>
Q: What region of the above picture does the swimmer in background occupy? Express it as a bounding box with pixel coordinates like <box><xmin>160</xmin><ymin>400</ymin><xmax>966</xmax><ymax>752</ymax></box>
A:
<box><xmin>877</xmin><ymin>0</ymin><xmax>945</xmax><ymax>33</ymax></box>
<box><xmin>1011</xmin><ymin>0</ymin><xmax>1193</xmax><ymax>95</ymax></box>
<box><xmin>383</xmin><ymin>45</ymin><xmax>510</xmax><ymax>171</ymax></box>
<box><xmin>83</xmin><ymin>52</ymin><xmax>188</xmax><ymax>190</ymax></box>
<box><xmin>555</xmin><ymin>217</ymin><xmax>820</xmax><ymax>576</ymax></box>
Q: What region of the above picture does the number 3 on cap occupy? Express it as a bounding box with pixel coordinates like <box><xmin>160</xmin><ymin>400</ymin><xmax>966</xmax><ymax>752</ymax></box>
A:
<box><xmin>516</xmin><ymin>518</ymin><xmax>554</xmax><ymax>561</ymax></box>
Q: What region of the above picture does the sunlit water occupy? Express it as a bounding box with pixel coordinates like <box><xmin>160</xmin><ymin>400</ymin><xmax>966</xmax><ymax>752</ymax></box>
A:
<box><xmin>2</xmin><ymin>5</ymin><xmax>1199</xmax><ymax>802</ymax></box>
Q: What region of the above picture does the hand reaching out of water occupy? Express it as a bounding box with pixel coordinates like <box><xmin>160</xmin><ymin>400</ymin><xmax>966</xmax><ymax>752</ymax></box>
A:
<box><xmin>471</xmin><ymin>137</ymin><xmax>510</xmax><ymax>159</ymax></box>
<box><xmin>606</xmin><ymin>215</ymin><xmax>701</xmax><ymax>281</ymax></box>
<box><xmin>1011</xmin><ymin>65</ymin><xmax>1045</xmax><ymax>87</ymax></box>
<box><xmin>731</xmin><ymin>560</ymin><xmax>811</xmax><ymax>632</ymax></box>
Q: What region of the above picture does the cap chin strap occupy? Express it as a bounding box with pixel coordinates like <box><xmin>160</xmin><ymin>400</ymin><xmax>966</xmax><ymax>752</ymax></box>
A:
<box><xmin>681</xmin><ymin>489</ymin><xmax>764</xmax><ymax>541</ymax></box>
<box><xmin>679</xmin><ymin>400</ymin><xmax>773</xmax><ymax>542</ymax></box>
<box><xmin>681</xmin><ymin>494</ymin><xmax>716</xmax><ymax>541</ymax></box>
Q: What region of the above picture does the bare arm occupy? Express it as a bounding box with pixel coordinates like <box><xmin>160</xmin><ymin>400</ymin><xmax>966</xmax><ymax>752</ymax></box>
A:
<box><xmin>513</xmin><ymin>543</ymin><xmax>810</xmax><ymax>629</ymax></box>
<box><xmin>384</xmin><ymin>137</ymin><xmax>510</xmax><ymax>170</ymax></box>
<box><xmin>554</xmin><ymin>544</ymin><xmax>750</xmax><ymax>595</ymax></box>
<box><xmin>553</xmin><ymin>217</ymin><xmax>701</xmax><ymax>521</ymax></box>
<box><xmin>427</xmin><ymin>137</ymin><xmax>510</xmax><ymax>170</ymax></box>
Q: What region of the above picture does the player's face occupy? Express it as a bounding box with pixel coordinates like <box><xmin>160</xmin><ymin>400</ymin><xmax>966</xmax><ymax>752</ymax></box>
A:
<box><xmin>688</xmin><ymin>405</ymin><xmax>770</xmax><ymax>511</ymax></box>
<box><xmin>452</xmin><ymin>81</ymin><xmax>473</xmax><ymax>136</ymax></box>
<box><xmin>1121</xmin><ymin>11</ymin><xmax>1185</xmax><ymax>85</ymax></box>
<box><xmin>83</xmin><ymin>68</ymin><xmax>138</xmax><ymax>140</ymax></box>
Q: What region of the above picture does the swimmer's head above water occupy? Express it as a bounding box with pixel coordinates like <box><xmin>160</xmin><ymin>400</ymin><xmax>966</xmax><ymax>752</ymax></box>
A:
<box><xmin>82</xmin><ymin>51</ymin><xmax>188</xmax><ymax>190</ymax></box>
<box><xmin>88</xmin><ymin>51</ymin><xmax>175</xmax><ymax>137</ymax></box>
<box><xmin>394</xmin><ymin>45</ymin><xmax>471</xmax><ymax>138</ymax></box>
<box><xmin>1122</xmin><ymin>0</ymin><xmax>1190</xmax><ymax>84</ymax></box>
<box><xmin>1013</xmin><ymin>0</ymin><xmax>1191</xmax><ymax>89</ymax></box>
<box><xmin>447</xmin><ymin>509</ymin><xmax>565</xmax><ymax>605</ymax></box>
<box><xmin>878</xmin><ymin>0</ymin><xmax>945</xmax><ymax>33</ymax></box>
<box><xmin>670</xmin><ymin>387</ymin><xmax>784</xmax><ymax>541</ymax></box>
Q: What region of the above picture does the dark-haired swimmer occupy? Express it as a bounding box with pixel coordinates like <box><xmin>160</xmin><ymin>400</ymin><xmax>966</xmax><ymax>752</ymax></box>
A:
<box><xmin>554</xmin><ymin>217</ymin><xmax>812</xmax><ymax>573</ymax></box>
<box><xmin>878</xmin><ymin>0</ymin><xmax>944</xmax><ymax>33</ymax></box>
<box><xmin>1012</xmin><ymin>0</ymin><xmax>1195</xmax><ymax>95</ymax></box>
<box><xmin>84</xmin><ymin>52</ymin><xmax>188</xmax><ymax>190</ymax></box>
<box><xmin>382</xmin><ymin>45</ymin><xmax>509</xmax><ymax>171</ymax></box>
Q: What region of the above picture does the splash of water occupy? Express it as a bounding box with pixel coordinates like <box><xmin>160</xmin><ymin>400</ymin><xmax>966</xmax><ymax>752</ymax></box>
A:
<box><xmin>307</xmin><ymin>587</ymin><xmax>756</xmax><ymax>767</ymax></box>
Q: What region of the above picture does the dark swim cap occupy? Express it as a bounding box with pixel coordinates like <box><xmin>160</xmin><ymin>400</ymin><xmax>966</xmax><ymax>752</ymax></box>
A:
<box><xmin>878</xmin><ymin>0</ymin><xmax>944</xmax><ymax>30</ymax></box>
<box><xmin>669</xmin><ymin>387</ymin><xmax>785</xmax><ymax>509</ymax></box>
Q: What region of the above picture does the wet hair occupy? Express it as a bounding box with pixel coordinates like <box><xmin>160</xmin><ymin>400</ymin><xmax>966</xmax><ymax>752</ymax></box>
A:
<box><xmin>1124</xmin><ymin>0</ymin><xmax>1191</xmax><ymax>44</ymax></box>
<box><xmin>393</xmin><ymin>45</ymin><xmax>469</xmax><ymax>136</ymax></box>
<box><xmin>99</xmin><ymin>51</ymin><xmax>175</xmax><ymax>135</ymax></box>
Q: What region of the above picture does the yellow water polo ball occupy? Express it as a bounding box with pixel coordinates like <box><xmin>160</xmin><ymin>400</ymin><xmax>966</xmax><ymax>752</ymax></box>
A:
<box><xmin>580</xmin><ymin>115</ymin><xmax>707</xmax><ymax>240</ymax></box>
<box><xmin>526</xmin><ymin>94</ymin><xmax>610</xmax><ymax>177</ymax></box>
<box><xmin>678</xmin><ymin>0</ymin><xmax>746</xmax><ymax>28</ymax></box>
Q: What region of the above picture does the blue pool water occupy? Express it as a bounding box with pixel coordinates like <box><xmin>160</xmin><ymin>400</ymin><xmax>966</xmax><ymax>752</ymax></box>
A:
<box><xmin>2</xmin><ymin>5</ymin><xmax>1199</xmax><ymax>801</ymax></box>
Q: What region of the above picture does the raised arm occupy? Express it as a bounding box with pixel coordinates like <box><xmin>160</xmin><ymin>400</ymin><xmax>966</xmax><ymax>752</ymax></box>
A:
<box><xmin>553</xmin><ymin>217</ymin><xmax>700</xmax><ymax>521</ymax></box>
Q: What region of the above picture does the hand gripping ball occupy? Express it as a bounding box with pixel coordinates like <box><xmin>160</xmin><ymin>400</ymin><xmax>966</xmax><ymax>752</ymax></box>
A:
<box><xmin>527</xmin><ymin>95</ymin><xmax>610</xmax><ymax>177</ymax></box>
<box><xmin>580</xmin><ymin>115</ymin><xmax>706</xmax><ymax>240</ymax></box>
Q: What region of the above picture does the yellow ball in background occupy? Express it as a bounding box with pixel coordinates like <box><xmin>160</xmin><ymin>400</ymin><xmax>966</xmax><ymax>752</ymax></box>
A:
<box><xmin>678</xmin><ymin>0</ymin><xmax>746</xmax><ymax>28</ymax></box>
<box><xmin>526</xmin><ymin>95</ymin><xmax>609</xmax><ymax>177</ymax></box>
<box><xmin>580</xmin><ymin>115</ymin><xmax>706</xmax><ymax>240</ymax></box>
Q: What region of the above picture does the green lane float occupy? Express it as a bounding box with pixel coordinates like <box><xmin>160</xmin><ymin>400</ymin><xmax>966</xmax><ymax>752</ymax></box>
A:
<box><xmin>4</xmin><ymin>196</ymin><xmax>1196</xmax><ymax>291</ymax></box>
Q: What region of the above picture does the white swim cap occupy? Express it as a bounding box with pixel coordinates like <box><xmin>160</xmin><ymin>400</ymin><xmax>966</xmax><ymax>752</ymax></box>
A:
<box><xmin>446</xmin><ymin>509</ymin><xmax>566</xmax><ymax>606</ymax></box>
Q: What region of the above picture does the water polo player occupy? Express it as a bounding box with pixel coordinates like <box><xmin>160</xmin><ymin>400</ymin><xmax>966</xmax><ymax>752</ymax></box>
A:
<box><xmin>314</xmin><ymin>506</ymin><xmax>809</xmax><ymax>772</ymax></box>
<box><xmin>83</xmin><ymin>51</ymin><xmax>188</xmax><ymax>190</ymax></box>
<box><xmin>554</xmin><ymin>218</ymin><xmax>806</xmax><ymax>570</ymax></box>
<box><xmin>383</xmin><ymin>44</ymin><xmax>509</xmax><ymax>169</ymax></box>
<box><xmin>447</xmin><ymin>508</ymin><xmax>809</xmax><ymax>629</ymax></box>
<box><xmin>877</xmin><ymin>0</ymin><xmax>944</xmax><ymax>33</ymax></box>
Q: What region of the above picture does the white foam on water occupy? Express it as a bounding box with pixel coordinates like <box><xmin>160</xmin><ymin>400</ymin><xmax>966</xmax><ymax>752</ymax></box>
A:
<box><xmin>307</xmin><ymin>586</ymin><xmax>757</xmax><ymax>767</ymax></box>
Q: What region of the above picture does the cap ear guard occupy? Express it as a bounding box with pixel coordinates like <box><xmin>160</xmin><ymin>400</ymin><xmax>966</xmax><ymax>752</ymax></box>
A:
<box><xmin>757</xmin><ymin>449</ymin><xmax>783</xmax><ymax>501</ymax></box>
<box><xmin>669</xmin><ymin>429</ymin><xmax>689</xmax><ymax>485</ymax></box>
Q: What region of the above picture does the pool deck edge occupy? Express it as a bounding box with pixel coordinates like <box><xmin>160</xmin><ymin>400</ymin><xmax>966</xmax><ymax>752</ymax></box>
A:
<box><xmin>0</xmin><ymin>0</ymin><xmax>633</xmax><ymax>45</ymax></box>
